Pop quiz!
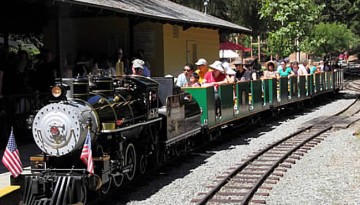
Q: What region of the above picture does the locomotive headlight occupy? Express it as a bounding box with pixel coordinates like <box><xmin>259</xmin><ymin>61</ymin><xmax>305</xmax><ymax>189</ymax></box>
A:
<box><xmin>52</xmin><ymin>86</ymin><xmax>62</xmax><ymax>98</ymax></box>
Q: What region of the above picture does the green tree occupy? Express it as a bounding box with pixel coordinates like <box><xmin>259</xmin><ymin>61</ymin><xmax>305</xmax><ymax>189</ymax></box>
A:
<box><xmin>316</xmin><ymin>0</ymin><xmax>360</xmax><ymax>52</ymax></box>
<box><xmin>227</xmin><ymin>0</ymin><xmax>267</xmax><ymax>36</ymax></box>
<box><xmin>259</xmin><ymin>0</ymin><xmax>324</xmax><ymax>58</ymax></box>
<box><xmin>316</xmin><ymin>0</ymin><xmax>360</xmax><ymax>32</ymax></box>
<box><xmin>301</xmin><ymin>22</ymin><xmax>359</xmax><ymax>59</ymax></box>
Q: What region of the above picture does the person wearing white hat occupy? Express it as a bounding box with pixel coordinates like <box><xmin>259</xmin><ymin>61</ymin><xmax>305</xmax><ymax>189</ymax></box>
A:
<box><xmin>202</xmin><ymin>60</ymin><xmax>226</xmax><ymax>89</ymax></box>
<box><xmin>203</xmin><ymin>60</ymin><xmax>226</xmax><ymax>119</ymax></box>
<box><xmin>222</xmin><ymin>61</ymin><xmax>236</xmax><ymax>84</ymax></box>
<box><xmin>132</xmin><ymin>59</ymin><xmax>145</xmax><ymax>75</ymax></box>
<box><xmin>194</xmin><ymin>58</ymin><xmax>209</xmax><ymax>84</ymax></box>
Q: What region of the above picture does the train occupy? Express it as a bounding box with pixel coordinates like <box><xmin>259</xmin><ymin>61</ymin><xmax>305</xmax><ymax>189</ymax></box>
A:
<box><xmin>13</xmin><ymin>70</ymin><xmax>343</xmax><ymax>205</ymax></box>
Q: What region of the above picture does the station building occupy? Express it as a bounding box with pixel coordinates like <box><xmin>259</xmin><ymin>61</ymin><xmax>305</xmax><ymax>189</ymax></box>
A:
<box><xmin>0</xmin><ymin>0</ymin><xmax>250</xmax><ymax>145</ymax></box>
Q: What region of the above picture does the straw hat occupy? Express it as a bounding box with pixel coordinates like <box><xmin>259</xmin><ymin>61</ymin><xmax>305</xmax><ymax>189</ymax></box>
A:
<box><xmin>265</xmin><ymin>61</ymin><xmax>277</xmax><ymax>69</ymax></box>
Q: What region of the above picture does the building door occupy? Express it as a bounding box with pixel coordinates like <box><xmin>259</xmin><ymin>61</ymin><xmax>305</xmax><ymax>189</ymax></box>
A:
<box><xmin>186</xmin><ymin>40</ymin><xmax>197</xmax><ymax>64</ymax></box>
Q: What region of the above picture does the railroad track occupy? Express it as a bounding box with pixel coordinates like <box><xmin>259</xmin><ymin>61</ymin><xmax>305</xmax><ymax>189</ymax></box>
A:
<box><xmin>191</xmin><ymin>96</ymin><xmax>360</xmax><ymax>205</ymax></box>
<box><xmin>344</xmin><ymin>80</ymin><xmax>360</xmax><ymax>91</ymax></box>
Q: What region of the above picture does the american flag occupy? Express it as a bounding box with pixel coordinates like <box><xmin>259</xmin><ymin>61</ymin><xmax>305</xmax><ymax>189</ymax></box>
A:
<box><xmin>80</xmin><ymin>130</ymin><xmax>94</xmax><ymax>175</ymax></box>
<box><xmin>2</xmin><ymin>130</ymin><xmax>23</xmax><ymax>178</ymax></box>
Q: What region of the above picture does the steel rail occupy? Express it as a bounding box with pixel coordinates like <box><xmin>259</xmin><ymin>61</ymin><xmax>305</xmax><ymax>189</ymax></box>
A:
<box><xmin>195</xmin><ymin>96</ymin><xmax>359</xmax><ymax>205</ymax></box>
<box><xmin>241</xmin><ymin>126</ymin><xmax>331</xmax><ymax>205</ymax></box>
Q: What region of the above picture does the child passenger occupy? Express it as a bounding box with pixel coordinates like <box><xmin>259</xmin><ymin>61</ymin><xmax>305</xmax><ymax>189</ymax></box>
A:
<box><xmin>188</xmin><ymin>72</ymin><xmax>201</xmax><ymax>87</ymax></box>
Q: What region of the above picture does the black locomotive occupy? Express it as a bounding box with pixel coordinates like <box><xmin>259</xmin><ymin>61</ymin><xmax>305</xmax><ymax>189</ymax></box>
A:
<box><xmin>15</xmin><ymin>69</ymin><xmax>344</xmax><ymax>204</ymax></box>
<box><xmin>21</xmin><ymin>74</ymin><xmax>202</xmax><ymax>205</ymax></box>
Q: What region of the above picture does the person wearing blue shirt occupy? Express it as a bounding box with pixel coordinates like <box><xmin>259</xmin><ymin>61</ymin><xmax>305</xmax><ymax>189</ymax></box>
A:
<box><xmin>176</xmin><ymin>64</ymin><xmax>193</xmax><ymax>87</ymax></box>
<box><xmin>277</xmin><ymin>61</ymin><xmax>295</xmax><ymax>78</ymax></box>
<box><xmin>308</xmin><ymin>60</ymin><xmax>317</xmax><ymax>74</ymax></box>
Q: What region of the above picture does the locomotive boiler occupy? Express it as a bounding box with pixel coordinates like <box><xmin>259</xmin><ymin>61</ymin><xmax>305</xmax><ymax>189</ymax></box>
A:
<box><xmin>20</xmin><ymin>74</ymin><xmax>202</xmax><ymax>205</ymax></box>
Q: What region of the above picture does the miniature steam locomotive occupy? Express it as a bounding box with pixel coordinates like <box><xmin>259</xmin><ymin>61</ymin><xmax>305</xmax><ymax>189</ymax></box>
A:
<box><xmin>21</xmin><ymin>75</ymin><xmax>202</xmax><ymax>204</ymax></box>
<box><xmin>17</xmin><ymin>70</ymin><xmax>343</xmax><ymax>205</ymax></box>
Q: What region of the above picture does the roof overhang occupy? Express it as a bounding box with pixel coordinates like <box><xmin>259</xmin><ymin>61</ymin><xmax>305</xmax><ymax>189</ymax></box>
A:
<box><xmin>57</xmin><ymin>0</ymin><xmax>252</xmax><ymax>34</ymax></box>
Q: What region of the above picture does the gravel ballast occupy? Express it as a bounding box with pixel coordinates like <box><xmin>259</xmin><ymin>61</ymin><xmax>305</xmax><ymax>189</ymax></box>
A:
<box><xmin>125</xmin><ymin>93</ymin><xmax>360</xmax><ymax>205</ymax></box>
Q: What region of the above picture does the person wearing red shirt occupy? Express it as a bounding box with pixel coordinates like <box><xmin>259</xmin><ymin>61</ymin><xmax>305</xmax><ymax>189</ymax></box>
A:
<box><xmin>202</xmin><ymin>61</ymin><xmax>226</xmax><ymax>90</ymax></box>
<box><xmin>202</xmin><ymin>61</ymin><xmax>227</xmax><ymax>118</ymax></box>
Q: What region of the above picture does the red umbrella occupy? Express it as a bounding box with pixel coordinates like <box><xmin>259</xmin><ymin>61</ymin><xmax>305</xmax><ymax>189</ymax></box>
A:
<box><xmin>220</xmin><ymin>41</ymin><xmax>251</xmax><ymax>52</ymax></box>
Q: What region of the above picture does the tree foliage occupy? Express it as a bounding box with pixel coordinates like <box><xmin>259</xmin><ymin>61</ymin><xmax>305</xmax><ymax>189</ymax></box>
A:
<box><xmin>227</xmin><ymin>0</ymin><xmax>266</xmax><ymax>36</ymax></box>
<box><xmin>316</xmin><ymin>0</ymin><xmax>360</xmax><ymax>35</ymax></box>
<box><xmin>259</xmin><ymin>0</ymin><xmax>324</xmax><ymax>58</ymax></box>
<box><xmin>170</xmin><ymin>0</ymin><xmax>360</xmax><ymax>57</ymax></box>
<box><xmin>301</xmin><ymin>22</ymin><xmax>359</xmax><ymax>58</ymax></box>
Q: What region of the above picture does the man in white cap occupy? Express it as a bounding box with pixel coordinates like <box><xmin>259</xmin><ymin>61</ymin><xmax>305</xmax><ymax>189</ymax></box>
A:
<box><xmin>194</xmin><ymin>58</ymin><xmax>209</xmax><ymax>84</ymax></box>
<box><xmin>132</xmin><ymin>59</ymin><xmax>145</xmax><ymax>75</ymax></box>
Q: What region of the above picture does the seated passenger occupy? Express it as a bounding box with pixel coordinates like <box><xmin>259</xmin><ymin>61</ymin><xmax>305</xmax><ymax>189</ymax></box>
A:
<box><xmin>292</xmin><ymin>61</ymin><xmax>308</xmax><ymax>76</ymax></box>
<box><xmin>277</xmin><ymin>61</ymin><xmax>295</xmax><ymax>78</ymax></box>
<box><xmin>323</xmin><ymin>60</ymin><xmax>331</xmax><ymax>71</ymax></box>
<box><xmin>202</xmin><ymin>60</ymin><xmax>226</xmax><ymax>89</ymax></box>
<box><xmin>132</xmin><ymin>59</ymin><xmax>145</xmax><ymax>75</ymax></box>
<box><xmin>307</xmin><ymin>59</ymin><xmax>317</xmax><ymax>74</ymax></box>
<box><xmin>298</xmin><ymin>60</ymin><xmax>309</xmax><ymax>75</ymax></box>
<box><xmin>244</xmin><ymin>59</ymin><xmax>258</xmax><ymax>80</ymax></box>
<box><xmin>202</xmin><ymin>60</ymin><xmax>226</xmax><ymax>118</ymax></box>
<box><xmin>319</xmin><ymin>60</ymin><xmax>324</xmax><ymax>72</ymax></box>
<box><xmin>222</xmin><ymin>61</ymin><xmax>236</xmax><ymax>84</ymax></box>
<box><xmin>188</xmin><ymin>72</ymin><xmax>201</xmax><ymax>87</ymax></box>
<box><xmin>194</xmin><ymin>58</ymin><xmax>209</xmax><ymax>84</ymax></box>
<box><xmin>233</xmin><ymin>59</ymin><xmax>255</xmax><ymax>81</ymax></box>
<box><xmin>176</xmin><ymin>63</ymin><xmax>194</xmax><ymax>87</ymax></box>
<box><xmin>262</xmin><ymin>61</ymin><xmax>277</xmax><ymax>79</ymax></box>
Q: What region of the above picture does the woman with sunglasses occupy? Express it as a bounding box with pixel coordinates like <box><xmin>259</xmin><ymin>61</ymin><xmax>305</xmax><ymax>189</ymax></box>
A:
<box><xmin>176</xmin><ymin>63</ymin><xmax>194</xmax><ymax>87</ymax></box>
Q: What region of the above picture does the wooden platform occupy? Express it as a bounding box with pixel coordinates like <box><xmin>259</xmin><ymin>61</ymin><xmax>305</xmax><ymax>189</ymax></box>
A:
<box><xmin>0</xmin><ymin>185</ymin><xmax>20</xmax><ymax>205</ymax></box>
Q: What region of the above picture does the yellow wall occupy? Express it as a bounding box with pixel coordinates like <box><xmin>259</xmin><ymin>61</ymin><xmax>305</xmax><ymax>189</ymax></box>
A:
<box><xmin>163</xmin><ymin>24</ymin><xmax>219</xmax><ymax>77</ymax></box>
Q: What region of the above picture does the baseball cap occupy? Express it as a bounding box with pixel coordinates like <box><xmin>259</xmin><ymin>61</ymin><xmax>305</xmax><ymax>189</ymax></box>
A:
<box><xmin>132</xmin><ymin>59</ymin><xmax>144</xmax><ymax>69</ymax></box>
<box><xmin>195</xmin><ymin>58</ymin><xmax>207</xmax><ymax>66</ymax></box>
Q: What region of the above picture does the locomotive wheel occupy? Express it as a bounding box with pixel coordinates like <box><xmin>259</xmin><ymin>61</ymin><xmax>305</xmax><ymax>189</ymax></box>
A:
<box><xmin>153</xmin><ymin>144</ymin><xmax>165</xmax><ymax>167</ymax></box>
<box><xmin>101</xmin><ymin>177</ymin><xmax>112</xmax><ymax>194</ymax></box>
<box><xmin>139</xmin><ymin>154</ymin><xmax>147</xmax><ymax>174</ymax></box>
<box><xmin>125</xmin><ymin>143</ymin><xmax>136</xmax><ymax>181</ymax></box>
<box><xmin>112</xmin><ymin>172</ymin><xmax>124</xmax><ymax>188</ymax></box>
<box><xmin>87</xmin><ymin>174</ymin><xmax>102</xmax><ymax>191</ymax></box>
<box><xmin>73</xmin><ymin>181</ymin><xmax>88</xmax><ymax>204</ymax></box>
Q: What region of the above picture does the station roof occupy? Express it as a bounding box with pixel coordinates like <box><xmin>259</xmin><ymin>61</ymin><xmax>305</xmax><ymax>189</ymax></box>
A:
<box><xmin>59</xmin><ymin>0</ymin><xmax>252</xmax><ymax>34</ymax></box>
